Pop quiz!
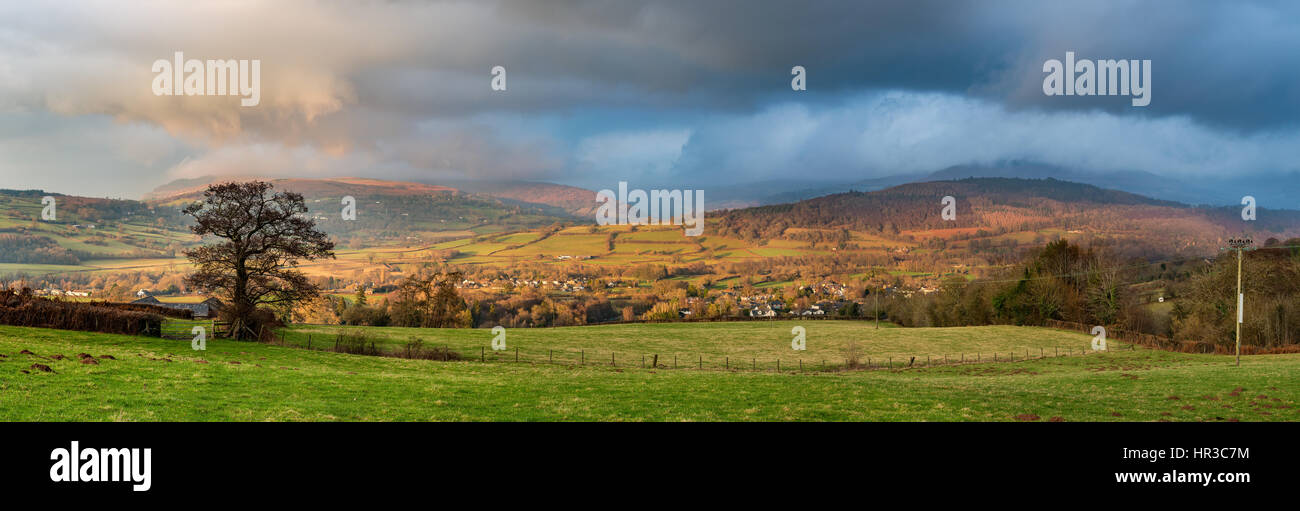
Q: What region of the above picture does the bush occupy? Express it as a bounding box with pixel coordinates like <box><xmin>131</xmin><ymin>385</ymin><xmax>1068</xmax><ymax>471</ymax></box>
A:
<box><xmin>396</xmin><ymin>338</ymin><xmax>461</xmax><ymax>361</ymax></box>
<box><xmin>0</xmin><ymin>288</ymin><xmax>162</xmax><ymax>336</ymax></box>
<box><xmin>341</xmin><ymin>304</ymin><xmax>390</xmax><ymax>326</ymax></box>
<box><xmin>329</xmin><ymin>331</ymin><xmax>381</xmax><ymax>356</ymax></box>
<box><xmin>88</xmin><ymin>301</ymin><xmax>194</xmax><ymax>319</ymax></box>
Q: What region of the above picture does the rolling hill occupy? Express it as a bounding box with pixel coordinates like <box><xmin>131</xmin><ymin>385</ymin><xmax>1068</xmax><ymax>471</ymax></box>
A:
<box><xmin>713</xmin><ymin>177</ymin><xmax>1300</xmax><ymax>261</ymax></box>
<box><xmin>148</xmin><ymin>176</ymin><xmax>579</xmax><ymax>240</ymax></box>
<box><xmin>7</xmin><ymin>175</ymin><xmax>1300</xmax><ymax>298</ymax></box>
<box><xmin>0</xmin><ymin>177</ymin><xmax>580</xmax><ymax>276</ymax></box>
<box><xmin>148</xmin><ymin>176</ymin><xmax>599</xmax><ymax>217</ymax></box>
<box><xmin>712</xmin><ymin>161</ymin><xmax>1300</xmax><ymax>209</ymax></box>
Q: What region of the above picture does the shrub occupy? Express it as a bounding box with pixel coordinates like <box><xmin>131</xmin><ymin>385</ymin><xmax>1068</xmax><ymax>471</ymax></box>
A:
<box><xmin>396</xmin><ymin>338</ymin><xmax>462</xmax><ymax>361</ymax></box>
<box><xmin>87</xmin><ymin>300</ymin><xmax>194</xmax><ymax>319</ymax></box>
<box><xmin>340</xmin><ymin>304</ymin><xmax>390</xmax><ymax>326</ymax></box>
<box><xmin>0</xmin><ymin>288</ymin><xmax>162</xmax><ymax>336</ymax></box>
<box><xmin>331</xmin><ymin>331</ymin><xmax>382</xmax><ymax>356</ymax></box>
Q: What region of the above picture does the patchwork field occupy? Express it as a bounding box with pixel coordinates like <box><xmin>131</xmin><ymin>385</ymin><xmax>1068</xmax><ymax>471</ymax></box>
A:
<box><xmin>0</xmin><ymin>323</ymin><xmax>1295</xmax><ymax>421</ymax></box>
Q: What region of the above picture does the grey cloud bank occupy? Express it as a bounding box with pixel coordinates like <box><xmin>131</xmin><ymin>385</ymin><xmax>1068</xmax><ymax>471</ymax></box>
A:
<box><xmin>0</xmin><ymin>0</ymin><xmax>1295</xmax><ymax>199</ymax></box>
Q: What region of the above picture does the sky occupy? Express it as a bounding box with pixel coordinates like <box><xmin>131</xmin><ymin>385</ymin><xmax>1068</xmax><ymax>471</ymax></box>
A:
<box><xmin>0</xmin><ymin>0</ymin><xmax>1297</xmax><ymax>199</ymax></box>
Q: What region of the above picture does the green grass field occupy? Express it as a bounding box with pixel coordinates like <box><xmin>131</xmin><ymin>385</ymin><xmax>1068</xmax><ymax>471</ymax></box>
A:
<box><xmin>285</xmin><ymin>321</ymin><xmax>1103</xmax><ymax>370</ymax></box>
<box><xmin>0</xmin><ymin>322</ymin><xmax>1296</xmax><ymax>421</ymax></box>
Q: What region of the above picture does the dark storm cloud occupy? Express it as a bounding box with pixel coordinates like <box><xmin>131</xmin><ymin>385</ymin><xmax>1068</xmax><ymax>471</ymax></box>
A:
<box><xmin>492</xmin><ymin>0</ymin><xmax>1299</xmax><ymax>130</ymax></box>
<box><xmin>1</xmin><ymin>0</ymin><xmax>1297</xmax><ymax>198</ymax></box>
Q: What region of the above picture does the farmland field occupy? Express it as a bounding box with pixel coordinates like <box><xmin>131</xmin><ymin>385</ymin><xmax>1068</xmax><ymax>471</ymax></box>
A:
<box><xmin>0</xmin><ymin>323</ymin><xmax>1296</xmax><ymax>421</ymax></box>
<box><xmin>284</xmin><ymin>321</ymin><xmax>1108</xmax><ymax>370</ymax></box>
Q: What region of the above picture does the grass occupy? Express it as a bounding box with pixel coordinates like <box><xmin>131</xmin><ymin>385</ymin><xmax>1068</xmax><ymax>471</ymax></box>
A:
<box><xmin>283</xmin><ymin>321</ymin><xmax>1101</xmax><ymax>370</ymax></box>
<box><xmin>1</xmin><ymin>323</ymin><xmax>1296</xmax><ymax>421</ymax></box>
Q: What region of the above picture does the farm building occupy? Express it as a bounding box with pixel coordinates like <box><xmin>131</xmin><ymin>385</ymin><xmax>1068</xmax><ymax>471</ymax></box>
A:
<box><xmin>131</xmin><ymin>296</ymin><xmax>226</xmax><ymax>318</ymax></box>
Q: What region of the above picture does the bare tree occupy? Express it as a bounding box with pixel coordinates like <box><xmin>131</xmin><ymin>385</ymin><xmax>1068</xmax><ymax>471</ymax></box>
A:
<box><xmin>182</xmin><ymin>181</ymin><xmax>335</xmax><ymax>339</ymax></box>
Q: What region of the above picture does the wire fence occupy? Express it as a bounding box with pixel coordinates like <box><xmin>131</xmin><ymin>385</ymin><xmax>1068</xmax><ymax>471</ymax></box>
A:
<box><xmin>1043</xmin><ymin>319</ymin><xmax>1218</xmax><ymax>353</ymax></box>
<box><xmin>261</xmin><ymin>329</ymin><xmax>1131</xmax><ymax>373</ymax></box>
<box><xmin>476</xmin><ymin>343</ymin><xmax>1133</xmax><ymax>373</ymax></box>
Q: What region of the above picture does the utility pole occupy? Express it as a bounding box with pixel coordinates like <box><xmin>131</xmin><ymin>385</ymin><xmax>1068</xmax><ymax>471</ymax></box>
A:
<box><xmin>1224</xmin><ymin>238</ymin><xmax>1254</xmax><ymax>367</ymax></box>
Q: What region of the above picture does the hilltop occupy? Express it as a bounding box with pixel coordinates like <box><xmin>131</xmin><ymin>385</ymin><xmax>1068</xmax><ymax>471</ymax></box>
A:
<box><xmin>147</xmin><ymin>176</ymin><xmax>598</xmax><ymax>217</ymax></box>
<box><xmin>713</xmin><ymin>177</ymin><xmax>1300</xmax><ymax>261</ymax></box>
<box><xmin>145</xmin><ymin>177</ymin><xmax>458</xmax><ymax>202</ymax></box>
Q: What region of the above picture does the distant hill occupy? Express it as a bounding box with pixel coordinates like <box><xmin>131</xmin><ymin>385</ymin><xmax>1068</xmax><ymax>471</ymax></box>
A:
<box><xmin>144</xmin><ymin>177</ymin><xmax>576</xmax><ymax>239</ymax></box>
<box><xmin>434</xmin><ymin>180</ymin><xmax>598</xmax><ymax>217</ymax></box>
<box><xmin>700</xmin><ymin>161</ymin><xmax>1300</xmax><ymax>209</ymax></box>
<box><xmin>714</xmin><ymin>177</ymin><xmax>1300</xmax><ymax>260</ymax></box>
<box><xmin>0</xmin><ymin>188</ymin><xmax>194</xmax><ymax>265</ymax></box>
<box><xmin>148</xmin><ymin>176</ymin><xmax>599</xmax><ymax>217</ymax></box>
<box><xmin>145</xmin><ymin>176</ymin><xmax>456</xmax><ymax>202</ymax></box>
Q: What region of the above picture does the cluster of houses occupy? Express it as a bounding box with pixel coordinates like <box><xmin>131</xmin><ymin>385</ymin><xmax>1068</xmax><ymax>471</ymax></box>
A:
<box><xmin>742</xmin><ymin>300</ymin><xmax>850</xmax><ymax>318</ymax></box>
<box><xmin>33</xmin><ymin>288</ymin><xmax>92</xmax><ymax>297</ymax></box>
<box><xmin>455</xmin><ymin>278</ymin><xmax>596</xmax><ymax>293</ymax></box>
<box><xmin>799</xmin><ymin>281</ymin><xmax>850</xmax><ymax>298</ymax></box>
